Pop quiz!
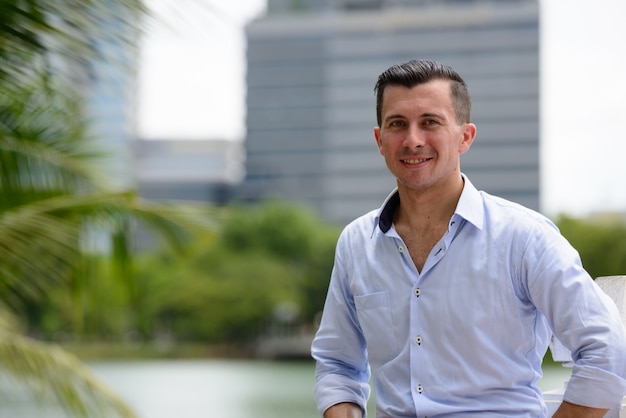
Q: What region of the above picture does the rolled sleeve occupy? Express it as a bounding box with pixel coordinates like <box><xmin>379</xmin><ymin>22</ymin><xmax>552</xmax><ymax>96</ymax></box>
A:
<box><xmin>564</xmin><ymin>365</ymin><xmax>626</xmax><ymax>410</ymax></box>
<box><xmin>314</xmin><ymin>372</ymin><xmax>370</xmax><ymax>416</ymax></box>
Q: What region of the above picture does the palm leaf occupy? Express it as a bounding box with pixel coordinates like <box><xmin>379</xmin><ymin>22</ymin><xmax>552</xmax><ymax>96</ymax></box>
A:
<box><xmin>0</xmin><ymin>191</ymin><xmax>223</xmax><ymax>307</ymax></box>
<box><xmin>0</xmin><ymin>78</ymin><xmax>111</xmax><ymax>201</ymax></box>
<box><xmin>0</xmin><ymin>0</ymin><xmax>226</xmax><ymax>416</ymax></box>
<box><xmin>0</xmin><ymin>0</ymin><xmax>146</xmax><ymax>88</ymax></box>
<box><xmin>0</xmin><ymin>325</ymin><xmax>136</xmax><ymax>418</ymax></box>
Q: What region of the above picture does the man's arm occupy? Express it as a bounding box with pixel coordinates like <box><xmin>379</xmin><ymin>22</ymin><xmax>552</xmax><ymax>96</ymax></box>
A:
<box><xmin>552</xmin><ymin>401</ymin><xmax>608</xmax><ymax>418</ymax></box>
<box><xmin>323</xmin><ymin>402</ymin><xmax>363</xmax><ymax>418</ymax></box>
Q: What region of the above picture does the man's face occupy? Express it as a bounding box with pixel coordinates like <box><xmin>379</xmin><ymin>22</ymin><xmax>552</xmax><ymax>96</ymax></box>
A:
<box><xmin>373</xmin><ymin>79</ymin><xmax>476</xmax><ymax>193</ymax></box>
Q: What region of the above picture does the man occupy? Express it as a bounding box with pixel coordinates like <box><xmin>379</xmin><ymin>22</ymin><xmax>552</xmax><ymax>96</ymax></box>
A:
<box><xmin>311</xmin><ymin>59</ymin><xmax>626</xmax><ymax>417</ymax></box>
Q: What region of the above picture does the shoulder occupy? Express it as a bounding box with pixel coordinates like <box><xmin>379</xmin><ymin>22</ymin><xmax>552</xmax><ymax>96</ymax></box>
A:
<box><xmin>477</xmin><ymin>192</ymin><xmax>582</xmax><ymax>289</ymax></box>
<box><xmin>338</xmin><ymin>208</ymin><xmax>380</xmax><ymax>243</ymax></box>
<box><xmin>475</xmin><ymin>191</ymin><xmax>567</xmax><ymax>256</ymax></box>
<box><xmin>480</xmin><ymin>191</ymin><xmax>556</xmax><ymax>231</ymax></box>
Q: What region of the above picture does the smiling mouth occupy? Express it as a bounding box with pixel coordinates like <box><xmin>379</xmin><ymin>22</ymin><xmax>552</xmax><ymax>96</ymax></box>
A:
<box><xmin>402</xmin><ymin>158</ymin><xmax>430</xmax><ymax>164</ymax></box>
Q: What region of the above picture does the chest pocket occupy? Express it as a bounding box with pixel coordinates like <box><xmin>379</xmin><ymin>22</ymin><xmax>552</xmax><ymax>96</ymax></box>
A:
<box><xmin>354</xmin><ymin>291</ymin><xmax>398</xmax><ymax>365</ymax></box>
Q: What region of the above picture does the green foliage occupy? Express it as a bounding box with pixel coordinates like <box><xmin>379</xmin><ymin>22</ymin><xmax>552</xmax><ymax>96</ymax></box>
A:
<box><xmin>152</xmin><ymin>251</ymin><xmax>292</xmax><ymax>342</ymax></box>
<box><xmin>216</xmin><ymin>201</ymin><xmax>340</xmax><ymax>326</ymax></box>
<box><xmin>124</xmin><ymin>202</ymin><xmax>341</xmax><ymax>344</ymax></box>
<box><xmin>0</xmin><ymin>0</ymin><xmax>223</xmax><ymax>416</ymax></box>
<box><xmin>0</xmin><ymin>0</ymin><xmax>344</xmax><ymax>363</ymax></box>
<box><xmin>220</xmin><ymin>201</ymin><xmax>318</xmax><ymax>261</ymax></box>
<box><xmin>556</xmin><ymin>215</ymin><xmax>626</xmax><ymax>279</ymax></box>
<box><xmin>29</xmin><ymin>200</ymin><xmax>340</xmax><ymax>346</ymax></box>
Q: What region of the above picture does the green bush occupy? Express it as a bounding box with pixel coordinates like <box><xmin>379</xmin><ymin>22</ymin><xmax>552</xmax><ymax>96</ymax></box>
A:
<box><xmin>128</xmin><ymin>201</ymin><xmax>341</xmax><ymax>343</ymax></box>
<box><xmin>556</xmin><ymin>215</ymin><xmax>626</xmax><ymax>279</ymax></box>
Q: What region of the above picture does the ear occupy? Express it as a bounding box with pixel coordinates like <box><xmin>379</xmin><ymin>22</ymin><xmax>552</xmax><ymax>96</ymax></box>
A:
<box><xmin>374</xmin><ymin>126</ymin><xmax>384</xmax><ymax>155</ymax></box>
<box><xmin>459</xmin><ymin>123</ymin><xmax>477</xmax><ymax>155</ymax></box>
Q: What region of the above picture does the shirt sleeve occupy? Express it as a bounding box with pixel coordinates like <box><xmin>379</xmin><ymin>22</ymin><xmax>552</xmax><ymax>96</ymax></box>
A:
<box><xmin>522</xmin><ymin>219</ymin><xmax>626</xmax><ymax>410</ymax></box>
<box><xmin>311</xmin><ymin>234</ymin><xmax>371</xmax><ymax>416</ymax></box>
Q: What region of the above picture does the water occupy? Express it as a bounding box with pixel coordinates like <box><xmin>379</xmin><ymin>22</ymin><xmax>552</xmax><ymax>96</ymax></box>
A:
<box><xmin>90</xmin><ymin>360</ymin><xmax>321</xmax><ymax>418</ymax></box>
<box><xmin>0</xmin><ymin>359</ymin><xmax>572</xmax><ymax>418</ymax></box>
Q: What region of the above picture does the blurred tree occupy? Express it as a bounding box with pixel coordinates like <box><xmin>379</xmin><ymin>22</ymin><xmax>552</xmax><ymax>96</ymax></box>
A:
<box><xmin>219</xmin><ymin>201</ymin><xmax>340</xmax><ymax>322</ymax></box>
<box><xmin>0</xmin><ymin>0</ymin><xmax>221</xmax><ymax>416</ymax></box>
<box><xmin>133</xmin><ymin>202</ymin><xmax>340</xmax><ymax>345</ymax></box>
<box><xmin>556</xmin><ymin>215</ymin><xmax>626</xmax><ymax>279</ymax></box>
<box><xmin>221</xmin><ymin>201</ymin><xmax>320</xmax><ymax>262</ymax></box>
<box><xmin>146</xmin><ymin>249</ymin><xmax>298</xmax><ymax>343</ymax></box>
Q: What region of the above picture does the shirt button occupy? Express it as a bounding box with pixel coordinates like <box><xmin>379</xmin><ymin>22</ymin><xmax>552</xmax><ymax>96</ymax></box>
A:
<box><xmin>417</xmin><ymin>384</ymin><xmax>424</xmax><ymax>394</ymax></box>
<box><xmin>398</xmin><ymin>246</ymin><xmax>404</xmax><ymax>252</ymax></box>
<box><xmin>415</xmin><ymin>335</ymin><xmax>423</xmax><ymax>345</ymax></box>
<box><xmin>414</xmin><ymin>288</ymin><xmax>421</xmax><ymax>297</ymax></box>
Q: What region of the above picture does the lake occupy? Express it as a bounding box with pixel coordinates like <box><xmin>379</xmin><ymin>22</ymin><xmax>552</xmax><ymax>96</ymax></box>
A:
<box><xmin>0</xmin><ymin>359</ymin><xmax>571</xmax><ymax>417</ymax></box>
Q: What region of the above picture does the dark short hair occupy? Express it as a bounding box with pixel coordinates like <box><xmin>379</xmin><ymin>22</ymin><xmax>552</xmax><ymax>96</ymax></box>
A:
<box><xmin>374</xmin><ymin>59</ymin><xmax>472</xmax><ymax>126</ymax></box>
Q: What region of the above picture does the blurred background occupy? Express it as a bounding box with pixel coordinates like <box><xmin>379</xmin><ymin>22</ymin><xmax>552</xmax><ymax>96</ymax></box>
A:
<box><xmin>1</xmin><ymin>0</ymin><xmax>625</xmax><ymax>417</ymax></box>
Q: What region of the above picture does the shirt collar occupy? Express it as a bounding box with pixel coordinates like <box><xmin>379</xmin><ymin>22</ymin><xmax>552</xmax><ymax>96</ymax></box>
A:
<box><xmin>376</xmin><ymin>190</ymin><xmax>400</xmax><ymax>233</ymax></box>
<box><xmin>455</xmin><ymin>175</ymin><xmax>484</xmax><ymax>230</ymax></box>
<box><xmin>373</xmin><ymin>174</ymin><xmax>484</xmax><ymax>235</ymax></box>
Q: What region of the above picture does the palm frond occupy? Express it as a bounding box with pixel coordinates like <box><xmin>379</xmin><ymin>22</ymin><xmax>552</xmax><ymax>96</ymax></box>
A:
<box><xmin>0</xmin><ymin>0</ymin><xmax>146</xmax><ymax>88</ymax></box>
<box><xmin>0</xmin><ymin>203</ymin><xmax>79</xmax><ymax>309</ymax></box>
<box><xmin>0</xmin><ymin>79</ymin><xmax>112</xmax><ymax>199</ymax></box>
<box><xmin>0</xmin><ymin>191</ymin><xmax>223</xmax><ymax>308</ymax></box>
<box><xmin>0</xmin><ymin>327</ymin><xmax>136</xmax><ymax>418</ymax></box>
<box><xmin>0</xmin><ymin>1</ymin><xmax>226</xmax><ymax>416</ymax></box>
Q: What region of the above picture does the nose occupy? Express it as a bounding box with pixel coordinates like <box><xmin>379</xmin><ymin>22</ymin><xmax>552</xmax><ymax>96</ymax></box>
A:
<box><xmin>402</xmin><ymin>124</ymin><xmax>425</xmax><ymax>149</ymax></box>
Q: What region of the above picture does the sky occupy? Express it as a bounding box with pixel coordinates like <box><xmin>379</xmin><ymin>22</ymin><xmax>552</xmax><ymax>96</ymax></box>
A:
<box><xmin>137</xmin><ymin>0</ymin><xmax>265</xmax><ymax>141</ymax></box>
<box><xmin>137</xmin><ymin>0</ymin><xmax>626</xmax><ymax>218</ymax></box>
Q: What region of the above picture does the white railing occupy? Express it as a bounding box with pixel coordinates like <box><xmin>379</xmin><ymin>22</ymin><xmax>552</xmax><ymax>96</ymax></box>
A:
<box><xmin>543</xmin><ymin>276</ymin><xmax>626</xmax><ymax>417</ymax></box>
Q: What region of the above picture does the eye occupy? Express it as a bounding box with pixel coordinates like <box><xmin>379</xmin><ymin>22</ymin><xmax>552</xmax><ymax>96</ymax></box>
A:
<box><xmin>388</xmin><ymin>119</ymin><xmax>405</xmax><ymax>128</ymax></box>
<box><xmin>421</xmin><ymin>119</ymin><xmax>441</xmax><ymax>129</ymax></box>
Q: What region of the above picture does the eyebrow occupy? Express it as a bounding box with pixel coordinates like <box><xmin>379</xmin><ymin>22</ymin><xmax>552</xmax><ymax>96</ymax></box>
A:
<box><xmin>383</xmin><ymin>112</ymin><xmax>443</xmax><ymax>123</ymax></box>
<box><xmin>383</xmin><ymin>114</ymin><xmax>405</xmax><ymax>122</ymax></box>
<box><xmin>419</xmin><ymin>112</ymin><xmax>444</xmax><ymax>119</ymax></box>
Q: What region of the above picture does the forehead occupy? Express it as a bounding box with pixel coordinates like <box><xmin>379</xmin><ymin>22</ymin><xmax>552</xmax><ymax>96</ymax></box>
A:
<box><xmin>380</xmin><ymin>79</ymin><xmax>453</xmax><ymax>117</ymax></box>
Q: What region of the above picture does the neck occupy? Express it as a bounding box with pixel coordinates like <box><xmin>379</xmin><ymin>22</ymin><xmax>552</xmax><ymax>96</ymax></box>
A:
<box><xmin>394</xmin><ymin>175</ymin><xmax>464</xmax><ymax>230</ymax></box>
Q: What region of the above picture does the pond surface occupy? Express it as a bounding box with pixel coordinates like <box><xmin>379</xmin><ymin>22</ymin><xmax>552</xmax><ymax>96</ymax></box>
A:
<box><xmin>0</xmin><ymin>359</ymin><xmax>572</xmax><ymax>417</ymax></box>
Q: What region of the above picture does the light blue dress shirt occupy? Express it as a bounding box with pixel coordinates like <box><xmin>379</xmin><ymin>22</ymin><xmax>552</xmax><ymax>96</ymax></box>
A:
<box><xmin>312</xmin><ymin>176</ymin><xmax>626</xmax><ymax>417</ymax></box>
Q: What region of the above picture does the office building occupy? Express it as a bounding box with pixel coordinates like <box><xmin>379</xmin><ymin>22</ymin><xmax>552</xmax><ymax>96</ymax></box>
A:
<box><xmin>241</xmin><ymin>0</ymin><xmax>540</xmax><ymax>225</ymax></box>
<box><xmin>134</xmin><ymin>139</ymin><xmax>245</xmax><ymax>204</ymax></box>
